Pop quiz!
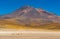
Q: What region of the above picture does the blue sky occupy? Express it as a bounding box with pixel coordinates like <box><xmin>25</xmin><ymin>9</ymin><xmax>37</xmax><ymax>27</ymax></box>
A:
<box><xmin>0</xmin><ymin>0</ymin><xmax>60</xmax><ymax>16</ymax></box>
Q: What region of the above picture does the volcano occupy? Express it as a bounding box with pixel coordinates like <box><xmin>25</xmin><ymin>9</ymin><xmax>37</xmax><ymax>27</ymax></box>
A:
<box><xmin>0</xmin><ymin>6</ymin><xmax>60</xmax><ymax>29</ymax></box>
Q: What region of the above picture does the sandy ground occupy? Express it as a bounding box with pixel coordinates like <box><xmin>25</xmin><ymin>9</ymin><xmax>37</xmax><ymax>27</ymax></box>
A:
<box><xmin>0</xmin><ymin>30</ymin><xmax>60</xmax><ymax>39</ymax></box>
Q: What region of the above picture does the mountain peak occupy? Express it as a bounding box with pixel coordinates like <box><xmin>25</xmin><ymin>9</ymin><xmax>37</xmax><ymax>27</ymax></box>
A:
<box><xmin>20</xmin><ymin>5</ymin><xmax>34</xmax><ymax>10</ymax></box>
<box><xmin>14</xmin><ymin>5</ymin><xmax>34</xmax><ymax>13</ymax></box>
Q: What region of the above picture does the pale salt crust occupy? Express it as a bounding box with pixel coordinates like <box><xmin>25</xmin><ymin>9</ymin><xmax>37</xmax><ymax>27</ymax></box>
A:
<box><xmin>0</xmin><ymin>29</ymin><xmax>60</xmax><ymax>36</ymax></box>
